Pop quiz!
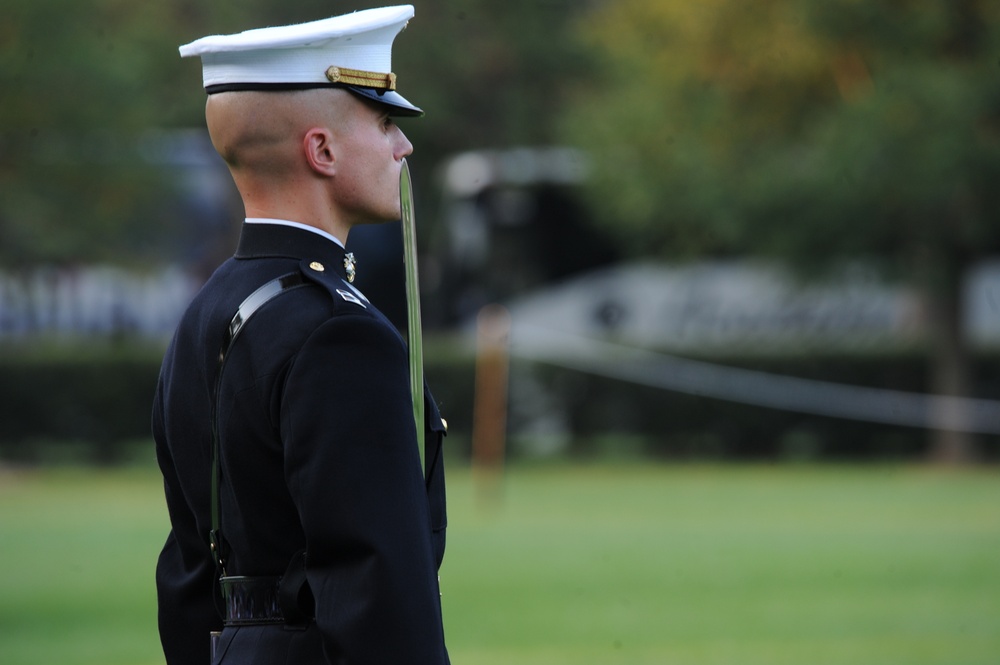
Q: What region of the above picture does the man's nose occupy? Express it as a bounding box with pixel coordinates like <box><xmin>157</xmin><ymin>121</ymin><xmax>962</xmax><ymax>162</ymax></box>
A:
<box><xmin>395</xmin><ymin>128</ymin><xmax>413</xmax><ymax>160</ymax></box>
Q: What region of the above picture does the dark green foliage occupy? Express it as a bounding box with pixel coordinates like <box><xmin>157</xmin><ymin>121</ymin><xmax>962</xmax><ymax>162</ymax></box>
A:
<box><xmin>0</xmin><ymin>343</ymin><xmax>161</xmax><ymax>462</ymax></box>
<box><xmin>5</xmin><ymin>342</ymin><xmax>998</xmax><ymax>463</ymax></box>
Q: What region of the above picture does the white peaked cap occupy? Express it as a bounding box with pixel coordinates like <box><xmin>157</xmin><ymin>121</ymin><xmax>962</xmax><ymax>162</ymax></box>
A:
<box><xmin>179</xmin><ymin>5</ymin><xmax>422</xmax><ymax>116</ymax></box>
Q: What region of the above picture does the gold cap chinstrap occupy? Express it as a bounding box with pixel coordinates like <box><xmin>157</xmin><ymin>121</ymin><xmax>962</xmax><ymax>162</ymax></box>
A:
<box><xmin>325</xmin><ymin>66</ymin><xmax>397</xmax><ymax>90</ymax></box>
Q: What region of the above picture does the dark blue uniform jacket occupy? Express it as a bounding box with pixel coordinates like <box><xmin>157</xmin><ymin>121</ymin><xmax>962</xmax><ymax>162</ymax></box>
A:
<box><xmin>153</xmin><ymin>222</ymin><xmax>449</xmax><ymax>664</ymax></box>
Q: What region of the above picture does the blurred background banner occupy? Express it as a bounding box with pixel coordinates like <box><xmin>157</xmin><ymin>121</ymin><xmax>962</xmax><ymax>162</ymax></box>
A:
<box><xmin>2</xmin><ymin>0</ymin><xmax>999</xmax><ymax>464</ymax></box>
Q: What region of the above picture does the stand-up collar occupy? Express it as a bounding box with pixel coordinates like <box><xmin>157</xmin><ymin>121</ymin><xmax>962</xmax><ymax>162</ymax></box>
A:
<box><xmin>234</xmin><ymin>222</ymin><xmax>351</xmax><ymax>280</ymax></box>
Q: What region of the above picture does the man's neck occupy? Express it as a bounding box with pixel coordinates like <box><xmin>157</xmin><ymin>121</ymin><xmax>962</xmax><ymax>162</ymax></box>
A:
<box><xmin>244</xmin><ymin>217</ymin><xmax>347</xmax><ymax>248</ymax></box>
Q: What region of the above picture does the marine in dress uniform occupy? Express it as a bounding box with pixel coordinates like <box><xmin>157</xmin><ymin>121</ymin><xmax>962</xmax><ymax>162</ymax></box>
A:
<box><xmin>153</xmin><ymin>7</ymin><xmax>449</xmax><ymax>664</ymax></box>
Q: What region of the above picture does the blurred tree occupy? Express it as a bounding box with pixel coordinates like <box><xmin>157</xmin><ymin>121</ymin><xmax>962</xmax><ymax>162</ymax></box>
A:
<box><xmin>397</xmin><ymin>0</ymin><xmax>594</xmax><ymax>156</ymax></box>
<box><xmin>0</xmin><ymin>0</ymin><xmax>207</xmax><ymax>266</ymax></box>
<box><xmin>0</xmin><ymin>0</ymin><xmax>593</xmax><ymax>266</ymax></box>
<box><xmin>561</xmin><ymin>0</ymin><xmax>1000</xmax><ymax>461</ymax></box>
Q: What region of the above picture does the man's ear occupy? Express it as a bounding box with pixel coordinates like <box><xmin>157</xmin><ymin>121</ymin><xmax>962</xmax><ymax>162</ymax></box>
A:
<box><xmin>303</xmin><ymin>127</ymin><xmax>337</xmax><ymax>176</ymax></box>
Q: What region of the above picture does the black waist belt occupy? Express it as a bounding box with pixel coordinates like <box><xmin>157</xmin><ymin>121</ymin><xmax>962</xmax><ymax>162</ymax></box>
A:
<box><xmin>221</xmin><ymin>576</ymin><xmax>285</xmax><ymax>626</ymax></box>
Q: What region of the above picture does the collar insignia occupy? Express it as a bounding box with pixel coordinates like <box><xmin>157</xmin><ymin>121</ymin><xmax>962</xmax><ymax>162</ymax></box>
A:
<box><xmin>344</xmin><ymin>252</ymin><xmax>357</xmax><ymax>283</ymax></box>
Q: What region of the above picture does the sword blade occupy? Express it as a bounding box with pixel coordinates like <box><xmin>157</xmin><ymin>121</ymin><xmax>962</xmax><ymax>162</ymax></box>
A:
<box><xmin>400</xmin><ymin>158</ymin><xmax>426</xmax><ymax>475</ymax></box>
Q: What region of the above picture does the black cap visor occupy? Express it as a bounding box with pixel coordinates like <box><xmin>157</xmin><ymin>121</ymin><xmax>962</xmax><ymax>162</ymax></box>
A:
<box><xmin>344</xmin><ymin>86</ymin><xmax>423</xmax><ymax>117</ymax></box>
<box><xmin>204</xmin><ymin>82</ymin><xmax>423</xmax><ymax>117</ymax></box>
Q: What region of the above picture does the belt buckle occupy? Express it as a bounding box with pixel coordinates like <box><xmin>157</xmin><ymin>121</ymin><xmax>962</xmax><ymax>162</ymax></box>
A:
<box><xmin>220</xmin><ymin>575</ymin><xmax>285</xmax><ymax>626</ymax></box>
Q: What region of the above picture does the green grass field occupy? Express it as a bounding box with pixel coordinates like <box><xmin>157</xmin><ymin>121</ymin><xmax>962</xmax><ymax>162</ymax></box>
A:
<box><xmin>0</xmin><ymin>461</ymin><xmax>997</xmax><ymax>664</ymax></box>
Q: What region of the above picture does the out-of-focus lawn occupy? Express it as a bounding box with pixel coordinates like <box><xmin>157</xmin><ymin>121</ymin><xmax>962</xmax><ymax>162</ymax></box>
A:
<box><xmin>0</xmin><ymin>466</ymin><xmax>167</xmax><ymax>665</ymax></box>
<box><xmin>0</xmin><ymin>460</ymin><xmax>997</xmax><ymax>664</ymax></box>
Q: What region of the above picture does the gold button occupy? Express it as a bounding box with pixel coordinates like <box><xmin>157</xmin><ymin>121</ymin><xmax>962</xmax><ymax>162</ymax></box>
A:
<box><xmin>440</xmin><ymin>418</ymin><xmax>448</xmax><ymax>432</ymax></box>
<box><xmin>309</xmin><ymin>261</ymin><xmax>325</xmax><ymax>272</ymax></box>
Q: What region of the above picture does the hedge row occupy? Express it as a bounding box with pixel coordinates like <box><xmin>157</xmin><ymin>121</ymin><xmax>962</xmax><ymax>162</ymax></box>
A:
<box><xmin>0</xmin><ymin>341</ymin><xmax>478</xmax><ymax>465</ymax></box>
<box><xmin>519</xmin><ymin>352</ymin><xmax>1000</xmax><ymax>462</ymax></box>
<box><xmin>1</xmin><ymin>341</ymin><xmax>997</xmax><ymax>463</ymax></box>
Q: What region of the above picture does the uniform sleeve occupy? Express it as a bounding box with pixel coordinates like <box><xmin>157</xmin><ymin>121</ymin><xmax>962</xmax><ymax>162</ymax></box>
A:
<box><xmin>152</xmin><ymin>379</ymin><xmax>222</xmax><ymax>665</ymax></box>
<box><xmin>279</xmin><ymin>311</ymin><xmax>448</xmax><ymax>664</ymax></box>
